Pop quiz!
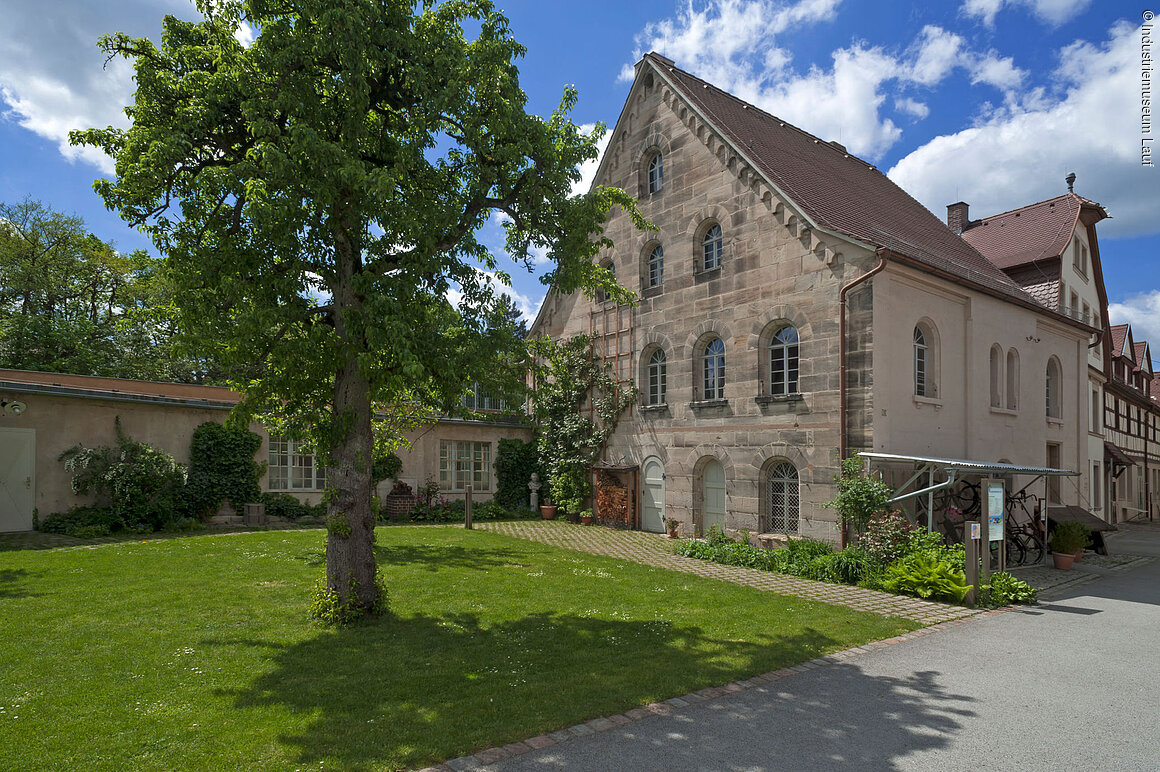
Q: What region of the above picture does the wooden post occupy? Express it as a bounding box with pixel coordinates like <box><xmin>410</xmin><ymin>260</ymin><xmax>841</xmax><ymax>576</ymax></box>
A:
<box><xmin>464</xmin><ymin>484</ymin><xmax>473</xmax><ymax>530</ymax></box>
<box><xmin>964</xmin><ymin>520</ymin><xmax>980</xmax><ymax>607</ymax></box>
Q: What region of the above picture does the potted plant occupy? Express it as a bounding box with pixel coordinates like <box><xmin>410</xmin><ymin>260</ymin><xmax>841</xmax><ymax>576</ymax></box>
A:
<box><xmin>579</xmin><ymin>508</ymin><xmax>595</xmax><ymax>526</ymax></box>
<box><xmin>540</xmin><ymin>498</ymin><xmax>557</xmax><ymax>520</ymax></box>
<box><xmin>1050</xmin><ymin>521</ymin><xmax>1089</xmax><ymax>570</ymax></box>
<box><xmin>666</xmin><ymin>517</ymin><xmax>681</xmax><ymax>539</ymax></box>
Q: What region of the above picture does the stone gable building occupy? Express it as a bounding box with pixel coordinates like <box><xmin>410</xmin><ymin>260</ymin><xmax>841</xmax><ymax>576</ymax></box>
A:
<box><xmin>531</xmin><ymin>53</ymin><xmax>1101</xmax><ymax>540</ymax></box>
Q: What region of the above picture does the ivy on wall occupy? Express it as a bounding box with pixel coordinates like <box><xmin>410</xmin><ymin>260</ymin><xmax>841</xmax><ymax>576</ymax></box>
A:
<box><xmin>495</xmin><ymin>437</ymin><xmax>540</xmax><ymax>509</ymax></box>
<box><xmin>183</xmin><ymin>422</ymin><xmax>263</xmax><ymax>517</ymax></box>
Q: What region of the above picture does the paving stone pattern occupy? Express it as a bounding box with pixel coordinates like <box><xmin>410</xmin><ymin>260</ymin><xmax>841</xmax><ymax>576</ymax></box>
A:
<box><xmin>478</xmin><ymin>521</ymin><xmax>978</xmax><ymax>624</ymax></box>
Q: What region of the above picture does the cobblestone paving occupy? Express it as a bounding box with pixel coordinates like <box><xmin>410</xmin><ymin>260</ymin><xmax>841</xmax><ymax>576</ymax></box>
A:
<box><xmin>478</xmin><ymin>521</ymin><xmax>979</xmax><ymax>625</ymax></box>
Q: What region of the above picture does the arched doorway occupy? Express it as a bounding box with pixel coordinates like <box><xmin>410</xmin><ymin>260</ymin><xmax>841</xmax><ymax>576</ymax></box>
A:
<box><xmin>641</xmin><ymin>457</ymin><xmax>665</xmax><ymax>533</ymax></box>
<box><xmin>702</xmin><ymin>459</ymin><xmax>726</xmax><ymax>534</ymax></box>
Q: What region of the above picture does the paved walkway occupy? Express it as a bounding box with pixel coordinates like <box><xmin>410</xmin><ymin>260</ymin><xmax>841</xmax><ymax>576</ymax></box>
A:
<box><xmin>479</xmin><ymin>521</ymin><xmax>978</xmax><ymax>625</ymax></box>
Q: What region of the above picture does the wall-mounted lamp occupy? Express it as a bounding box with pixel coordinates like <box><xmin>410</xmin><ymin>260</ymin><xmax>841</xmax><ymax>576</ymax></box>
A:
<box><xmin>1</xmin><ymin>399</ymin><xmax>27</xmax><ymax>416</ymax></box>
<box><xmin>1025</xmin><ymin>336</ymin><xmax>1041</xmax><ymax>343</ymax></box>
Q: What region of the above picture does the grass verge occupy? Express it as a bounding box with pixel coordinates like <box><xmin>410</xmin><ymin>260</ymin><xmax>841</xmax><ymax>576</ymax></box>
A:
<box><xmin>0</xmin><ymin>526</ymin><xmax>917</xmax><ymax>770</ymax></box>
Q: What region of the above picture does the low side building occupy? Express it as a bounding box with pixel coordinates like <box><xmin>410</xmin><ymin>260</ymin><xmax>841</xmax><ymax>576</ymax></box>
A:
<box><xmin>0</xmin><ymin>369</ymin><xmax>532</xmax><ymax>532</ymax></box>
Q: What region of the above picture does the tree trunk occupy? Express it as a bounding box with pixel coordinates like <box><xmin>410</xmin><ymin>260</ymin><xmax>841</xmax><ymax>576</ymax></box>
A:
<box><xmin>325</xmin><ymin>355</ymin><xmax>378</xmax><ymax>612</ymax></box>
<box><xmin>325</xmin><ymin>215</ymin><xmax>378</xmax><ymax>615</ymax></box>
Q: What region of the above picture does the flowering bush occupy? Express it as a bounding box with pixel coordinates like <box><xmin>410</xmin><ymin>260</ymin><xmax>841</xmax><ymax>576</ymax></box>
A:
<box><xmin>859</xmin><ymin>510</ymin><xmax>918</xmax><ymax>565</ymax></box>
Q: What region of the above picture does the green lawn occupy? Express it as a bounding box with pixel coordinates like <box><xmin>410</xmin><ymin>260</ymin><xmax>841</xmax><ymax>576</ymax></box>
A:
<box><xmin>0</xmin><ymin>526</ymin><xmax>917</xmax><ymax>770</ymax></box>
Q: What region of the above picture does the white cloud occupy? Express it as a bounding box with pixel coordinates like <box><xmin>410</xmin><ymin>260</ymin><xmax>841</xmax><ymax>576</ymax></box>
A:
<box><xmin>234</xmin><ymin>21</ymin><xmax>255</xmax><ymax>47</ymax></box>
<box><xmin>889</xmin><ymin>21</ymin><xmax>1159</xmax><ymax>238</ymax></box>
<box><xmin>621</xmin><ymin>4</ymin><xmax>1027</xmax><ymax>160</ymax></box>
<box><xmin>446</xmin><ymin>267</ymin><xmax>544</xmax><ymax>322</ymax></box>
<box><xmin>1109</xmin><ymin>291</ymin><xmax>1160</xmax><ymax>347</ymax></box>
<box><xmin>894</xmin><ymin>97</ymin><xmax>930</xmax><ymax>120</ymax></box>
<box><xmin>572</xmin><ymin>123</ymin><xmax>611</xmax><ymax>196</ymax></box>
<box><xmin>0</xmin><ymin>1</ymin><xmax>198</xmax><ymax>174</ymax></box>
<box><xmin>962</xmin><ymin>0</ymin><xmax>1093</xmax><ymax>27</ymax></box>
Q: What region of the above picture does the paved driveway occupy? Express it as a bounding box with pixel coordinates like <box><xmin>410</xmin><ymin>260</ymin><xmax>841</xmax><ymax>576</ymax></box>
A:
<box><xmin>479</xmin><ymin>529</ymin><xmax>1160</xmax><ymax>772</ymax></box>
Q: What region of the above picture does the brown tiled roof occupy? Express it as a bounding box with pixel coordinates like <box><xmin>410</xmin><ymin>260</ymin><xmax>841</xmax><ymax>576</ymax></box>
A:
<box><xmin>1134</xmin><ymin>342</ymin><xmax>1152</xmax><ymax>374</ymax></box>
<box><xmin>651</xmin><ymin>55</ymin><xmax>1040</xmax><ymax>307</ymax></box>
<box><xmin>1110</xmin><ymin>324</ymin><xmax>1130</xmax><ymax>359</ymax></box>
<box><xmin>1004</xmin><ymin>263</ymin><xmax>1060</xmax><ymax>310</ymax></box>
<box><xmin>961</xmin><ymin>194</ymin><xmax>1091</xmax><ymax>270</ymax></box>
<box><xmin>1150</xmin><ymin>376</ymin><xmax>1160</xmax><ymax>403</ymax></box>
<box><xmin>0</xmin><ymin>369</ymin><xmax>241</xmax><ymax>407</ymax></box>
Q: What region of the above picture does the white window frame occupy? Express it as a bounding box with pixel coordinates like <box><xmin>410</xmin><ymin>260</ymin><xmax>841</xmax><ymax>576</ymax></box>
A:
<box><xmin>914</xmin><ymin>326</ymin><xmax>929</xmax><ymax>397</ymax></box>
<box><xmin>647</xmin><ymin>153</ymin><xmax>663</xmax><ymax>194</ymax></box>
<box><xmin>439</xmin><ymin>440</ymin><xmax>492</xmax><ymax>492</ymax></box>
<box><xmin>648</xmin><ymin>245</ymin><xmax>664</xmax><ymax>288</ymax></box>
<box><xmin>702</xmin><ymin>224</ymin><xmax>723</xmax><ymax>271</ymax></box>
<box><xmin>702</xmin><ymin>338</ymin><xmax>726</xmax><ymax>400</ymax></box>
<box><xmin>648</xmin><ymin>348</ymin><xmax>667</xmax><ymax>405</ymax></box>
<box><xmin>769</xmin><ymin>325</ymin><xmax>799</xmax><ymax>396</ymax></box>
<box><xmin>268</xmin><ymin>437</ymin><xmax>326</xmax><ymax>491</ymax></box>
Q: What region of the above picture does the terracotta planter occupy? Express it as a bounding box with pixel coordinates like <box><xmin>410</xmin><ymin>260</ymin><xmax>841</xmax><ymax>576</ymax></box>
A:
<box><xmin>540</xmin><ymin>505</ymin><xmax>557</xmax><ymax>520</ymax></box>
<box><xmin>581</xmin><ymin>515</ymin><xmax>594</xmax><ymax>526</ymax></box>
<box><xmin>1052</xmin><ymin>551</ymin><xmax>1075</xmax><ymax>571</ymax></box>
<box><xmin>667</xmin><ymin>526</ymin><xmax>680</xmax><ymax>539</ymax></box>
<box><xmin>1073</xmin><ymin>548</ymin><xmax>1084</xmax><ymax>562</ymax></box>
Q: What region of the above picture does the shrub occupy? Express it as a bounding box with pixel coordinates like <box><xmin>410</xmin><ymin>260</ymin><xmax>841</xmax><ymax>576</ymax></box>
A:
<box><xmin>859</xmin><ymin>510</ymin><xmax>918</xmax><ymax>565</ymax></box>
<box><xmin>827</xmin><ymin>546</ymin><xmax>877</xmax><ymax>585</ymax></box>
<box><xmin>261</xmin><ymin>492</ymin><xmax>325</xmax><ymax>520</ymax></box>
<box><xmin>494</xmin><ymin>438</ymin><xmax>540</xmax><ymax>509</ymax></box>
<box><xmin>39</xmin><ymin>506</ymin><xmax>119</xmax><ymax>538</ymax></box>
<box><xmin>182</xmin><ymin>422</ymin><xmax>262</xmax><ymax>518</ymax></box>
<box><xmin>1051</xmin><ymin>520</ymin><xmax>1091</xmax><ymax>554</ymax></box>
<box><xmin>984</xmin><ymin>571</ymin><xmax>1037</xmax><ymax>607</ymax></box>
<box><xmin>58</xmin><ymin>418</ymin><xmax>187</xmax><ymax>531</ymax></box>
<box><xmin>825</xmin><ymin>456</ymin><xmax>891</xmax><ymax>538</ymax></box>
<box><xmin>882</xmin><ymin>552</ymin><xmax>970</xmax><ymax>603</ymax></box>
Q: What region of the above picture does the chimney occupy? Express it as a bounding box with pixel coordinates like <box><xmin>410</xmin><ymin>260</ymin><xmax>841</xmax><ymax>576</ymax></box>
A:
<box><xmin>947</xmin><ymin>201</ymin><xmax>970</xmax><ymax>234</ymax></box>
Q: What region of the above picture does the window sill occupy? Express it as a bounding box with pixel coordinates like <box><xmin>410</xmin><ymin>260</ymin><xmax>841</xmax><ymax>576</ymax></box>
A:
<box><xmin>756</xmin><ymin>393</ymin><xmax>803</xmax><ymax>405</ymax></box>
<box><xmin>912</xmin><ymin>395</ymin><xmax>942</xmax><ymax>409</ymax></box>
<box><xmin>1046</xmin><ymin>417</ymin><xmax>1065</xmax><ymax>427</ymax></box>
<box><xmin>695</xmin><ymin>265</ymin><xmax>723</xmax><ymax>280</ymax></box>
<box><xmin>641</xmin><ymin>285</ymin><xmax>664</xmax><ymax>299</ymax></box>
<box><xmin>989</xmin><ymin>406</ymin><xmax>1018</xmax><ymax>416</ymax></box>
<box><xmin>689</xmin><ymin>398</ymin><xmax>729</xmax><ymax>410</ymax></box>
<box><xmin>639</xmin><ymin>403</ymin><xmax>669</xmax><ymax>413</ymax></box>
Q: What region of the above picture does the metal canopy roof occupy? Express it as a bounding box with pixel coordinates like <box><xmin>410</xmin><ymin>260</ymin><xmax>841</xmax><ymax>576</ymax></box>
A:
<box><xmin>860</xmin><ymin>452</ymin><xmax>1078</xmax><ymax>477</ymax></box>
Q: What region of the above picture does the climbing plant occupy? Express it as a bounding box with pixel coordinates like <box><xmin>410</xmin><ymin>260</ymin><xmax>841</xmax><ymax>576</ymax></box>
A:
<box><xmin>495</xmin><ymin>437</ymin><xmax>540</xmax><ymax>509</ymax></box>
<box><xmin>182</xmin><ymin>421</ymin><xmax>263</xmax><ymax>518</ymax></box>
<box><xmin>532</xmin><ymin>335</ymin><xmax>636</xmax><ymax>514</ymax></box>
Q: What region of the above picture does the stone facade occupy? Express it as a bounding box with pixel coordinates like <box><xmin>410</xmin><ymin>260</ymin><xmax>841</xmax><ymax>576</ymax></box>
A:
<box><xmin>533</xmin><ymin>55</ymin><xmax>1096</xmax><ymax>543</ymax></box>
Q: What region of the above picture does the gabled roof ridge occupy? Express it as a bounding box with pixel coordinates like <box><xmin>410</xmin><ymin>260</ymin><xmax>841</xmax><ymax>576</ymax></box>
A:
<box><xmin>971</xmin><ymin>193</ymin><xmax>1077</xmax><ymax>223</ymax></box>
<box><xmin>647</xmin><ymin>53</ymin><xmax>877</xmax><ymax>170</ymax></box>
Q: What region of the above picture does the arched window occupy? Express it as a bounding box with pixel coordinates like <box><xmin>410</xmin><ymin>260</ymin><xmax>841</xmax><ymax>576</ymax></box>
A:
<box><xmin>914</xmin><ymin>326</ymin><xmax>929</xmax><ymax>397</ymax></box>
<box><xmin>1006</xmin><ymin>349</ymin><xmax>1019</xmax><ymax>410</ymax></box>
<box><xmin>702</xmin><ymin>223</ymin><xmax>723</xmax><ymax>271</ymax></box>
<box><xmin>769</xmin><ymin>325</ymin><xmax>799</xmax><ymax>396</ymax></box>
<box><xmin>702</xmin><ymin>337</ymin><xmax>726</xmax><ymax>400</ymax></box>
<box><xmin>647</xmin><ymin>349</ymin><xmax>667</xmax><ymax>406</ymax></box>
<box><xmin>989</xmin><ymin>345</ymin><xmax>1003</xmax><ymax>407</ymax></box>
<box><xmin>648</xmin><ymin>245</ymin><xmax>664</xmax><ymax>288</ymax></box>
<box><xmin>766</xmin><ymin>461</ymin><xmax>799</xmax><ymax>534</ymax></box>
<box><xmin>1046</xmin><ymin>358</ymin><xmax>1062</xmax><ymax>418</ymax></box>
<box><xmin>647</xmin><ymin>153</ymin><xmax>663</xmax><ymax>194</ymax></box>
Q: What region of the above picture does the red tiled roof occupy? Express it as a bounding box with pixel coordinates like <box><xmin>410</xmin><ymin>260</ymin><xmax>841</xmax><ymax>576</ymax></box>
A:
<box><xmin>1004</xmin><ymin>263</ymin><xmax>1060</xmax><ymax>310</ymax></box>
<box><xmin>651</xmin><ymin>55</ymin><xmax>1039</xmax><ymax>307</ymax></box>
<box><xmin>0</xmin><ymin>369</ymin><xmax>241</xmax><ymax>405</ymax></box>
<box><xmin>1150</xmin><ymin>377</ymin><xmax>1160</xmax><ymax>403</ymax></box>
<box><xmin>961</xmin><ymin>194</ymin><xmax>1091</xmax><ymax>270</ymax></box>
<box><xmin>1134</xmin><ymin>342</ymin><xmax>1152</xmax><ymax>374</ymax></box>
<box><xmin>1110</xmin><ymin>324</ymin><xmax>1130</xmax><ymax>359</ymax></box>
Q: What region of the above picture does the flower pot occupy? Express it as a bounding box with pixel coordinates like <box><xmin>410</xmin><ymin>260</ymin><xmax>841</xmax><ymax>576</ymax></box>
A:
<box><xmin>1052</xmin><ymin>551</ymin><xmax>1075</xmax><ymax>571</ymax></box>
<box><xmin>1073</xmin><ymin>548</ymin><xmax>1084</xmax><ymax>562</ymax></box>
<box><xmin>540</xmin><ymin>505</ymin><xmax>557</xmax><ymax>520</ymax></box>
<box><xmin>581</xmin><ymin>515</ymin><xmax>594</xmax><ymax>526</ymax></box>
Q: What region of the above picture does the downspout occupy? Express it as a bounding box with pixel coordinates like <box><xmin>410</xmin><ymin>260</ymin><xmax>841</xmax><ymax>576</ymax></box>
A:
<box><xmin>839</xmin><ymin>250</ymin><xmax>889</xmax><ymax>461</ymax></box>
<box><xmin>838</xmin><ymin>250</ymin><xmax>888</xmax><ymax>548</ymax></box>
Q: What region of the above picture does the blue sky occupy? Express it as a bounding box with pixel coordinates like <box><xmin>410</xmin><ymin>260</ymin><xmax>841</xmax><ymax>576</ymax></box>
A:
<box><xmin>1</xmin><ymin>0</ymin><xmax>1156</xmax><ymax>337</ymax></box>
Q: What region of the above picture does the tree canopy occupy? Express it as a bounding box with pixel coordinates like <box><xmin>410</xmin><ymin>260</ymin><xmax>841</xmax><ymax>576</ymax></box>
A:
<box><xmin>0</xmin><ymin>198</ymin><xmax>217</xmax><ymax>382</ymax></box>
<box><xmin>72</xmin><ymin>0</ymin><xmax>644</xmax><ymax>619</ymax></box>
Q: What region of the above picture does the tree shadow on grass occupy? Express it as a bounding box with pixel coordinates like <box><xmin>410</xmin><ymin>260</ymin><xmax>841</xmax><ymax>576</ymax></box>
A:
<box><xmin>374</xmin><ymin>542</ymin><xmax>533</xmax><ymax>572</ymax></box>
<box><xmin>0</xmin><ymin>568</ymin><xmax>41</xmax><ymax>599</ymax></box>
<box><xmin>212</xmin><ymin>612</ymin><xmax>852</xmax><ymax>770</ymax></box>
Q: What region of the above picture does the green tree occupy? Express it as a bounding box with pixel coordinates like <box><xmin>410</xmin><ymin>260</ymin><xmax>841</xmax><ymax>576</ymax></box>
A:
<box><xmin>72</xmin><ymin>0</ymin><xmax>644</xmax><ymax>619</ymax></box>
<box><xmin>0</xmin><ymin>198</ymin><xmax>218</xmax><ymax>382</ymax></box>
<box><xmin>825</xmin><ymin>456</ymin><xmax>892</xmax><ymax>548</ymax></box>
